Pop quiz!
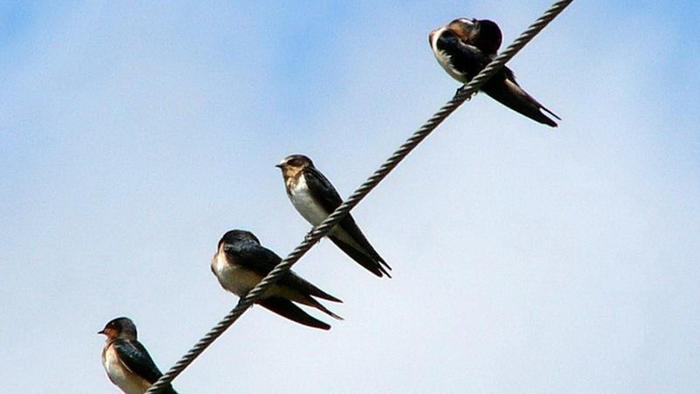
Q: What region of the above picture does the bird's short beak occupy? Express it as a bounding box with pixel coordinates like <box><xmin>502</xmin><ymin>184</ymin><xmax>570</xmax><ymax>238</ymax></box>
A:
<box><xmin>275</xmin><ymin>163</ymin><xmax>283</xmax><ymax>169</ymax></box>
<box><xmin>97</xmin><ymin>329</ymin><xmax>106</xmax><ymax>335</ymax></box>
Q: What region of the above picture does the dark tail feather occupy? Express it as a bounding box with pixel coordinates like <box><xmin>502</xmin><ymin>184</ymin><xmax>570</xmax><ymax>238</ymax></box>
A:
<box><xmin>329</xmin><ymin>236</ymin><xmax>392</xmax><ymax>278</ymax></box>
<box><xmin>483</xmin><ymin>79</ymin><xmax>559</xmax><ymax>127</ymax></box>
<box><xmin>259</xmin><ymin>297</ymin><xmax>331</xmax><ymax>330</ymax></box>
<box><xmin>306</xmin><ymin>284</ymin><xmax>343</xmax><ymax>303</ymax></box>
<box><xmin>304</xmin><ymin>296</ymin><xmax>344</xmax><ymax>320</ymax></box>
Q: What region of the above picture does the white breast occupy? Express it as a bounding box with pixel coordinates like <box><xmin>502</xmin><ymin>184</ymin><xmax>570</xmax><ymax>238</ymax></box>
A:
<box><xmin>211</xmin><ymin>250</ymin><xmax>283</xmax><ymax>298</ymax></box>
<box><xmin>103</xmin><ymin>345</ymin><xmax>151</xmax><ymax>394</ymax></box>
<box><xmin>436</xmin><ymin>51</ymin><xmax>468</xmax><ymax>83</ymax></box>
<box><xmin>430</xmin><ymin>28</ymin><xmax>469</xmax><ymax>83</ymax></box>
<box><xmin>289</xmin><ymin>175</ymin><xmax>330</xmax><ymax>226</ymax></box>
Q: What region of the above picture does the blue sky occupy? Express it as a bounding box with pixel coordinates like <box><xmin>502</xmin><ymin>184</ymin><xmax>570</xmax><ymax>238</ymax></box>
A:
<box><xmin>1</xmin><ymin>1</ymin><xmax>699</xmax><ymax>393</ymax></box>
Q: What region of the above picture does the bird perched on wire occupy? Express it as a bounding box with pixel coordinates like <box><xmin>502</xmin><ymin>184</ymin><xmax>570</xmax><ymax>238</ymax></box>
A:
<box><xmin>429</xmin><ymin>18</ymin><xmax>560</xmax><ymax>127</ymax></box>
<box><xmin>211</xmin><ymin>229</ymin><xmax>342</xmax><ymax>330</ymax></box>
<box><xmin>276</xmin><ymin>154</ymin><xmax>392</xmax><ymax>278</ymax></box>
<box><xmin>98</xmin><ymin>317</ymin><xmax>178</xmax><ymax>394</ymax></box>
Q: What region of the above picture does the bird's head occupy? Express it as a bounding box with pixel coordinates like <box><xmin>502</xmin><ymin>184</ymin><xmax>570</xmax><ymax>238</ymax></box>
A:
<box><xmin>219</xmin><ymin>229</ymin><xmax>260</xmax><ymax>248</ymax></box>
<box><xmin>463</xmin><ymin>19</ymin><xmax>502</xmax><ymax>55</ymax></box>
<box><xmin>276</xmin><ymin>154</ymin><xmax>314</xmax><ymax>180</ymax></box>
<box><xmin>98</xmin><ymin>317</ymin><xmax>137</xmax><ymax>341</ymax></box>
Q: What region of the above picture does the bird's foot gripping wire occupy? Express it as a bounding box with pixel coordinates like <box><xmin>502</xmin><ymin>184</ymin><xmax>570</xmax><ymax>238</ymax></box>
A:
<box><xmin>456</xmin><ymin>85</ymin><xmax>476</xmax><ymax>101</ymax></box>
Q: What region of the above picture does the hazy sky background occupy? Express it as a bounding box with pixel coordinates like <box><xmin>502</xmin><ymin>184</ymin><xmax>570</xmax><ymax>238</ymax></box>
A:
<box><xmin>2</xmin><ymin>1</ymin><xmax>699</xmax><ymax>393</ymax></box>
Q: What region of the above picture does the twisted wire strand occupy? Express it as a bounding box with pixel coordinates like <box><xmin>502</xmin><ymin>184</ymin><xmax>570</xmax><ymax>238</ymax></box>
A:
<box><xmin>145</xmin><ymin>1</ymin><xmax>573</xmax><ymax>392</ymax></box>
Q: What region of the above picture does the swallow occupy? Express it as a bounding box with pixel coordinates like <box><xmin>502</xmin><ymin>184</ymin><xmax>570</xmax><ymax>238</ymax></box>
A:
<box><xmin>276</xmin><ymin>154</ymin><xmax>392</xmax><ymax>278</ymax></box>
<box><xmin>99</xmin><ymin>317</ymin><xmax>177</xmax><ymax>394</ymax></box>
<box><xmin>211</xmin><ymin>229</ymin><xmax>342</xmax><ymax>330</ymax></box>
<box><xmin>429</xmin><ymin>18</ymin><xmax>560</xmax><ymax>127</ymax></box>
